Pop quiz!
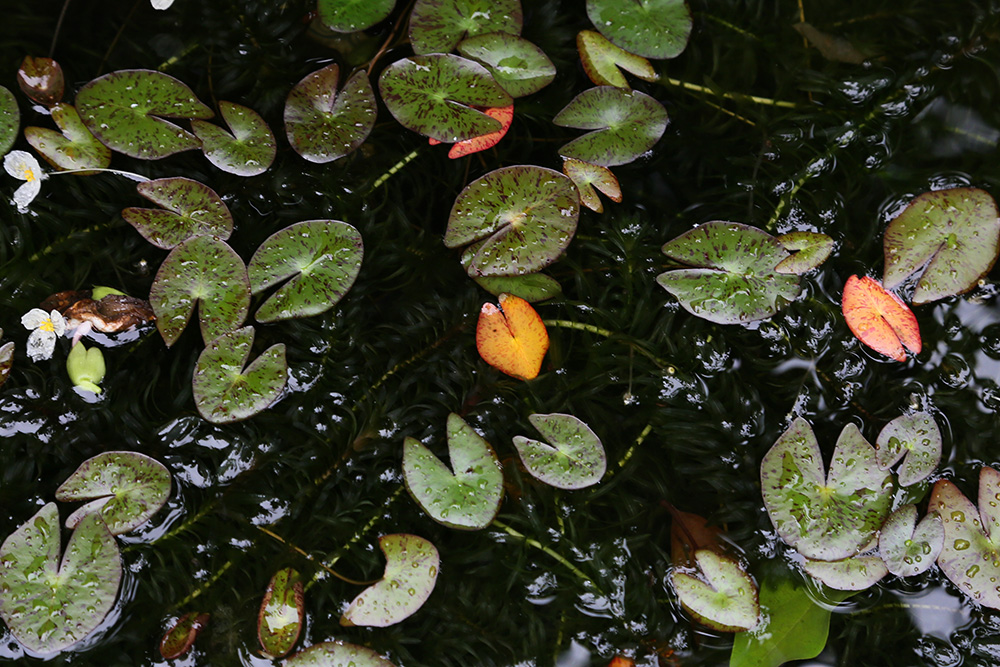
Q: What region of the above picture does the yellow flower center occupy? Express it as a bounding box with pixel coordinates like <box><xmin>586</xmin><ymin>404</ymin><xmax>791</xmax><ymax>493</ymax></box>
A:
<box><xmin>39</xmin><ymin>319</ymin><xmax>55</xmax><ymax>332</ymax></box>
<box><xmin>22</xmin><ymin>167</ymin><xmax>36</xmax><ymax>183</ymax></box>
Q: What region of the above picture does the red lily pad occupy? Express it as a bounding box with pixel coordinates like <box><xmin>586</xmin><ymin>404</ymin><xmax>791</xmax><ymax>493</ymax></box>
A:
<box><xmin>841</xmin><ymin>275</ymin><xmax>921</xmax><ymax>362</ymax></box>
<box><xmin>446</xmin><ymin>104</ymin><xmax>513</xmax><ymax>159</ymax></box>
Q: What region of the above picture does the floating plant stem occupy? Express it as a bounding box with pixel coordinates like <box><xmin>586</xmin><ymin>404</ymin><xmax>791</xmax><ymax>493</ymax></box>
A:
<box><xmin>257</xmin><ymin>526</ymin><xmax>375</xmax><ymax>586</ymax></box>
<box><xmin>492</xmin><ymin>519</ymin><xmax>599</xmax><ymax>592</ymax></box>
<box><xmin>658</xmin><ymin>77</ymin><xmax>798</xmax><ymax>109</ymax></box>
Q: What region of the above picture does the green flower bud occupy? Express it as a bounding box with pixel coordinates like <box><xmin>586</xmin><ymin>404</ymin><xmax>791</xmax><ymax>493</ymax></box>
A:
<box><xmin>66</xmin><ymin>343</ymin><xmax>106</xmax><ymax>394</ymax></box>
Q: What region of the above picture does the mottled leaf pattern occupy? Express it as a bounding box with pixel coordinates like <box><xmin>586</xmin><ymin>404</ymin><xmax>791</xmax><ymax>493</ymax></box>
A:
<box><xmin>191</xmin><ymin>101</ymin><xmax>276</xmax><ymax>176</ymax></box>
<box><xmin>17</xmin><ymin>56</ymin><xmax>64</xmax><ymax>106</ymax></box>
<box><xmin>775</xmin><ymin>231</ymin><xmax>835</xmax><ymax>274</ymax></box>
<box><xmin>512</xmin><ymin>413</ymin><xmax>606</xmax><ymax>489</ymax></box>
<box><xmin>409</xmin><ymin>0</ymin><xmax>522</xmax><ymax>55</ymax></box>
<box><xmin>25</xmin><ymin>103</ymin><xmax>111</xmax><ymax>172</ymax></box>
<box><xmin>122</xmin><ymin>177</ymin><xmax>233</xmax><ymax>249</ymax></box>
<box><xmin>586</xmin><ymin>0</ymin><xmax>693</xmax><ymax>59</ymax></box>
<box><xmin>160</xmin><ymin>612</ymin><xmax>209</xmax><ymax>660</ymax></box>
<box><xmin>0</xmin><ymin>86</ymin><xmax>19</xmax><ymax>155</ymax></box>
<box><xmin>284</xmin><ymin>65</ymin><xmax>376</xmax><ymax>164</ymax></box>
<box><xmin>340</xmin><ymin>534</ymin><xmax>439</xmax><ymax>627</ymax></box>
<box><xmin>457</xmin><ymin>33</ymin><xmax>555</xmax><ymax>98</ymax></box>
<box><xmin>554</xmin><ymin>86</ymin><xmax>668</xmax><ymax>166</ymax></box>
<box><xmin>285</xmin><ymin>641</ymin><xmax>397</xmax><ymax>667</ymax></box>
<box><xmin>671</xmin><ymin>550</ymin><xmax>759</xmax><ymax>632</ymax></box>
<box><xmin>577</xmin><ymin>30</ymin><xmax>657</xmax><ymax>88</ymax></box>
<box><xmin>802</xmin><ymin>546</ymin><xmax>887</xmax><ymax>591</ymax></box>
<box><xmin>258</xmin><ymin>568</ymin><xmax>303</xmax><ymax>659</ymax></box>
<box><xmin>875</xmin><ymin>412</ymin><xmax>941</xmax><ymax>486</ymax></box>
<box><xmin>878</xmin><ymin>505</ymin><xmax>943</xmax><ymax>577</ymax></box>
<box><xmin>472</xmin><ymin>272</ymin><xmax>562</xmax><ymax>302</ymax></box>
<box><xmin>317</xmin><ymin>0</ymin><xmax>395</xmax><ymax>32</ymax></box>
<box><xmin>562</xmin><ymin>157</ymin><xmax>621</xmax><ymax>213</ymax></box>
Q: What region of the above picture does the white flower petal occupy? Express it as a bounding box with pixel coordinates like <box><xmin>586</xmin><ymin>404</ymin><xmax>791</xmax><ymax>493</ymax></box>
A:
<box><xmin>26</xmin><ymin>329</ymin><xmax>56</xmax><ymax>362</ymax></box>
<box><xmin>150</xmin><ymin>0</ymin><xmax>175</xmax><ymax>9</ymax></box>
<box><xmin>3</xmin><ymin>151</ymin><xmax>39</xmax><ymax>180</ymax></box>
<box><xmin>21</xmin><ymin>308</ymin><xmax>49</xmax><ymax>329</ymax></box>
<box><xmin>12</xmin><ymin>178</ymin><xmax>41</xmax><ymax>212</ymax></box>
<box><xmin>49</xmin><ymin>310</ymin><xmax>66</xmax><ymax>336</ymax></box>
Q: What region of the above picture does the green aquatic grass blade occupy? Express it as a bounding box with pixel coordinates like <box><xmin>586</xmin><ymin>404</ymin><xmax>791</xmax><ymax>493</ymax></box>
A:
<box><xmin>586</xmin><ymin>0</ymin><xmax>692</xmax><ymax>59</ymax></box>
<box><xmin>671</xmin><ymin>550</ymin><xmax>759</xmax><ymax>632</ymax></box>
<box><xmin>554</xmin><ymin>86</ymin><xmax>668</xmax><ymax>166</ymax></box>
<box><xmin>192</xmin><ymin>326</ymin><xmax>287</xmax><ymax>424</ymax></box>
<box><xmin>248</xmin><ymin>220</ymin><xmax>363</xmax><ymax>322</ymax></box>
<box><xmin>191</xmin><ymin>101</ymin><xmax>276</xmax><ymax>176</ymax></box>
<box><xmin>25</xmin><ymin>103</ymin><xmax>112</xmax><ymax>172</ymax></box>
<box><xmin>472</xmin><ymin>272</ymin><xmax>562</xmax><ymax>302</ymax></box>
<box><xmin>122</xmin><ymin>177</ymin><xmax>234</xmax><ymax>249</ymax></box>
<box><xmin>55</xmin><ymin>451</ymin><xmax>171</xmax><ymax>535</ymax></box>
<box><xmin>0</xmin><ymin>85</ymin><xmax>19</xmax><ymax>154</ymax></box>
<box><xmin>512</xmin><ymin>413</ymin><xmax>606</xmax><ymax>489</ymax></box>
<box><xmin>577</xmin><ymin>30</ymin><xmax>657</xmax><ymax>88</ymax></box>
<box><xmin>284</xmin><ymin>65</ymin><xmax>376</xmax><ymax>164</ymax></box>
<box><xmin>875</xmin><ymin>412</ymin><xmax>941</xmax><ymax>486</ymax></box>
<box><xmin>456</xmin><ymin>33</ymin><xmax>555</xmax><ymax>98</ymax></box>
<box><xmin>340</xmin><ymin>534</ymin><xmax>439</xmax><ymax>627</ymax></box>
<box><xmin>379</xmin><ymin>54</ymin><xmax>511</xmax><ymax>142</ymax></box>
<box><xmin>285</xmin><ymin>641</ymin><xmax>397</xmax><ymax>667</ymax></box>
<box><xmin>17</xmin><ymin>56</ymin><xmax>64</xmax><ymax>106</ymax></box>
<box><xmin>76</xmin><ymin>69</ymin><xmax>213</xmax><ymax>159</ymax></box>
<box><xmin>878</xmin><ymin>505</ymin><xmax>943</xmax><ymax>577</ymax></box>
<box><xmin>317</xmin><ymin>0</ymin><xmax>395</xmax><ymax>32</ymax></box>
<box><xmin>0</xmin><ymin>504</ymin><xmax>121</xmax><ymax>654</ymax></box>
<box><xmin>409</xmin><ymin>0</ymin><xmax>522</xmax><ymax>55</ymax></box>
<box><xmin>257</xmin><ymin>567</ymin><xmax>303</xmax><ymax>659</ymax></box>
<box><xmin>775</xmin><ymin>231</ymin><xmax>835</xmax><ymax>274</ymax></box>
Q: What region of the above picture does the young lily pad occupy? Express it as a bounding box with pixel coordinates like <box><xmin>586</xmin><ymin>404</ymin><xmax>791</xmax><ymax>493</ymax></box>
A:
<box><xmin>472</xmin><ymin>272</ymin><xmax>562</xmax><ymax>302</ymax></box>
<box><xmin>577</xmin><ymin>30</ymin><xmax>657</xmax><ymax>89</ymax></box>
<box><xmin>554</xmin><ymin>87</ymin><xmax>668</xmax><ymax>167</ymax></box>
<box><xmin>586</xmin><ymin>0</ymin><xmax>693</xmax><ymax>59</ymax></box>
<box><xmin>0</xmin><ymin>86</ymin><xmax>20</xmax><ymax>155</ymax></box>
<box><xmin>671</xmin><ymin>549</ymin><xmax>759</xmax><ymax>632</ymax></box>
<box><xmin>444</xmin><ymin>165</ymin><xmax>579</xmax><ymax>276</ymax></box>
<box><xmin>285</xmin><ymin>641</ymin><xmax>397</xmax><ymax>667</ymax></box>
<box><xmin>403</xmin><ymin>413</ymin><xmax>504</xmax><ymax>530</ymax></box>
<box><xmin>379</xmin><ymin>54</ymin><xmax>512</xmax><ymax>142</ymax></box>
<box><xmin>149</xmin><ymin>235</ymin><xmax>250</xmax><ymax>346</ymax></box>
<box><xmin>284</xmin><ymin>65</ymin><xmax>376</xmax><ymax>164</ymax></box>
<box><xmin>878</xmin><ymin>505</ymin><xmax>943</xmax><ymax>577</ymax></box>
<box><xmin>562</xmin><ymin>157</ymin><xmax>621</xmax><ymax>213</ymax></box>
<box><xmin>512</xmin><ymin>413</ymin><xmax>606</xmax><ymax>489</ymax></box>
<box><xmin>258</xmin><ymin>567</ymin><xmax>303</xmax><ymax>659</ymax></box>
<box><xmin>408</xmin><ymin>0</ymin><xmax>522</xmax><ymax>55</ymax></box>
<box><xmin>883</xmin><ymin>187</ymin><xmax>1000</xmax><ymax>305</ymax></box>
<box><xmin>159</xmin><ymin>612</ymin><xmax>209</xmax><ymax>659</ymax></box>
<box><xmin>842</xmin><ymin>275</ymin><xmax>921</xmax><ymax>362</ymax></box>
<box><xmin>0</xmin><ymin>504</ymin><xmax>121</xmax><ymax>654</ymax></box>
<box><xmin>17</xmin><ymin>56</ymin><xmax>64</xmax><ymax>106</ymax></box>
<box><xmin>656</xmin><ymin>222</ymin><xmax>801</xmax><ymax>325</ymax></box>
<box><xmin>76</xmin><ymin>69</ymin><xmax>213</xmax><ymax>159</ymax></box>
<box><xmin>775</xmin><ymin>231</ymin><xmax>835</xmax><ymax>274</ymax></box>
<box><xmin>875</xmin><ymin>412</ymin><xmax>941</xmax><ymax>487</ymax></box>
<box><xmin>456</xmin><ymin>33</ymin><xmax>555</xmax><ymax>98</ymax></box>
<box><xmin>191</xmin><ymin>101</ymin><xmax>276</xmax><ymax>176</ymax></box>
<box><xmin>317</xmin><ymin>0</ymin><xmax>395</xmax><ymax>32</ymax></box>
<box><xmin>802</xmin><ymin>549</ymin><xmax>887</xmax><ymax>591</ymax></box>
<box><xmin>248</xmin><ymin>220</ymin><xmax>363</xmax><ymax>323</ymax></box>
<box><xmin>122</xmin><ymin>177</ymin><xmax>233</xmax><ymax>249</ymax></box>
<box><xmin>340</xmin><ymin>534</ymin><xmax>439</xmax><ymax>627</ymax></box>
<box><xmin>0</xmin><ymin>341</ymin><xmax>14</xmax><ymax>388</ymax></box>
<box><xmin>760</xmin><ymin>418</ymin><xmax>893</xmax><ymax>562</ymax></box>
<box><xmin>192</xmin><ymin>326</ymin><xmax>287</xmax><ymax>424</ymax></box>
<box><xmin>55</xmin><ymin>451</ymin><xmax>171</xmax><ymax>535</ymax></box>
<box><xmin>930</xmin><ymin>467</ymin><xmax>1000</xmax><ymax>609</ymax></box>
<box><xmin>24</xmin><ymin>103</ymin><xmax>112</xmax><ymax>172</ymax></box>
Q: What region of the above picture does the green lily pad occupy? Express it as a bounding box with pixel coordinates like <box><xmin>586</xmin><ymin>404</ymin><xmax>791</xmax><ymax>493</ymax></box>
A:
<box><xmin>883</xmin><ymin>187</ymin><xmax>1000</xmax><ymax>305</ymax></box>
<box><xmin>285</xmin><ymin>641</ymin><xmax>397</xmax><ymax>667</ymax></box>
<box><xmin>577</xmin><ymin>30</ymin><xmax>657</xmax><ymax>89</ymax></box>
<box><xmin>76</xmin><ymin>69</ymin><xmax>213</xmax><ymax>160</ymax></box>
<box><xmin>284</xmin><ymin>65</ymin><xmax>376</xmax><ymax>164</ymax></box>
<box><xmin>55</xmin><ymin>451</ymin><xmax>171</xmax><ymax>535</ymax></box>
<box><xmin>671</xmin><ymin>549</ymin><xmax>759</xmax><ymax>632</ymax></box>
<box><xmin>408</xmin><ymin>0</ymin><xmax>522</xmax><ymax>55</ymax></box>
<box><xmin>874</xmin><ymin>412</ymin><xmax>941</xmax><ymax>487</ymax></box>
<box><xmin>340</xmin><ymin>534</ymin><xmax>439</xmax><ymax>627</ymax></box>
<box><xmin>192</xmin><ymin>326</ymin><xmax>287</xmax><ymax>424</ymax></box>
<box><xmin>775</xmin><ymin>231</ymin><xmax>835</xmax><ymax>274</ymax></box>
<box><xmin>0</xmin><ymin>341</ymin><xmax>13</xmax><ymax>388</ymax></box>
<box><xmin>122</xmin><ymin>177</ymin><xmax>233</xmax><ymax>249</ymax></box>
<box><xmin>0</xmin><ymin>86</ymin><xmax>19</xmax><ymax>155</ymax></box>
<box><xmin>247</xmin><ymin>220</ymin><xmax>363</xmax><ymax>323</ymax></box>
<box><xmin>802</xmin><ymin>548</ymin><xmax>887</xmax><ymax>591</ymax></box>
<box><xmin>317</xmin><ymin>0</ymin><xmax>395</xmax><ymax>32</ymax></box>
<box><xmin>562</xmin><ymin>157</ymin><xmax>621</xmax><ymax>213</ymax></box>
<box><xmin>657</xmin><ymin>222</ymin><xmax>801</xmax><ymax>325</ymax></box>
<box><xmin>456</xmin><ymin>33</ymin><xmax>555</xmax><ymax>98</ymax></box>
<box><xmin>0</xmin><ymin>504</ymin><xmax>121</xmax><ymax>654</ymax></box>
<box><xmin>930</xmin><ymin>467</ymin><xmax>1000</xmax><ymax>610</ymax></box>
<box><xmin>258</xmin><ymin>567</ymin><xmax>303</xmax><ymax>659</ymax></box>
<box><xmin>760</xmin><ymin>418</ymin><xmax>893</xmax><ymax>562</ymax></box>
<box><xmin>17</xmin><ymin>56</ymin><xmax>64</xmax><ymax>106</ymax></box>
<box><xmin>403</xmin><ymin>413</ymin><xmax>504</xmax><ymax>530</ymax></box>
<box><xmin>24</xmin><ymin>103</ymin><xmax>112</xmax><ymax>172</ymax></box>
<box><xmin>191</xmin><ymin>101</ymin><xmax>276</xmax><ymax>176</ymax></box>
<box><xmin>379</xmin><ymin>54</ymin><xmax>512</xmax><ymax>143</ymax></box>
<box><xmin>444</xmin><ymin>165</ymin><xmax>579</xmax><ymax>277</ymax></box>
<box><xmin>149</xmin><ymin>235</ymin><xmax>250</xmax><ymax>346</ymax></box>
<box><xmin>554</xmin><ymin>86</ymin><xmax>668</xmax><ymax>167</ymax></box>
<box><xmin>586</xmin><ymin>0</ymin><xmax>693</xmax><ymax>59</ymax></box>
<box><xmin>878</xmin><ymin>505</ymin><xmax>943</xmax><ymax>577</ymax></box>
<box><xmin>472</xmin><ymin>272</ymin><xmax>562</xmax><ymax>302</ymax></box>
<box><xmin>512</xmin><ymin>413</ymin><xmax>606</xmax><ymax>490</ymax></box>
<box><xmin>159</xmin><ymin>612</ymin><xmax>209</xmax><ymax>660</ymax></box>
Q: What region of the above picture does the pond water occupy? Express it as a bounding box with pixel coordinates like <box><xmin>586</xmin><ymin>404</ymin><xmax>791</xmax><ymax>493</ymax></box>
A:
<box><xmin>1</xmin><ymin>0</ymin><xmax>1000</xmax><ymax>665</ymax></box>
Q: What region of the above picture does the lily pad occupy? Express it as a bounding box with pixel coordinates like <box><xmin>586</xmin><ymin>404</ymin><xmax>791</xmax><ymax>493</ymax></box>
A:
<box><xmin>258</xmin><ymin>567</ymin><xmax>303</xmax><ymax>659</ymax></box>
<box><xmin>586</xmin><ymin>0</ymin><xmax>693</xmax><ymax>59</ymax></box>
<box><xmin>841</xmin><ymin>275</ymin><xmax>921</xmax><ymax>362</ymax></box>
<box><xmin>562</xmin><ymin>157</ymin><xmax>621</xmax><ymax>213</ymax></box>
<box><xmin>340</xmin><ymin>534</ymin><xmax>439</xmax><ymax>627</ymax></box>
<box><xmin>248</xmin><ymin>220</ymin><xmax>363</xmax><ymax>323</ymax></box>
<box><xmin>192</xmin><ymin>326</ymin><xmax>287</xmax><ymax>424</ymax></box>
<box><xmin>317</xmin><ymin>0</ymin><xmax>395</xmax><ymax>32</ymax></box>
<box><xmin>408</xmin><ymin>0</ymin><xmax>522</xmax><ymax>55</ymax></box>
<box><xmin>149</xmin><ymin>235</ymin><xmax>250</xmax><ymax>346</ymax></box>
<box><xmin>775</xmin><ymin>231</ymin><xmax>835</xmax><ymax>274</ymax></box>
<box><xmin>0</xmin><ymin>86</ymin><xmax>19</xmax><ymax>155</ymax></box>
<box><xmin>76</xmin><ymin>69</ymin><xmax>213</xmax><ymax>159</ymax></box>
<box><xmin>878</xmin><ymin>505</ymin><xmax>943</xmax><ymax>577</ymax></box>
<box><xmin>122</xmin><ymin>177</ymin><xmax>233</xmax><ymax>249</ymax></box>
<box><xmin>476</xmin><ymin>293</ymin><xmax>549</xmax><ymax>379</ymax></box>
<box><xmin>512</xmin><ymin>413</ymin><xmax>606</xmax><ymax>489</ymax></box>
<box><xmin>554</xmin><ymin>87</ymin><xmax>668</xmax><ymax>167</ymax></box>
<box><xmin>656</xmin><ymin>222</ymin><xmax>801</xmax><ymax>325</ymax></box>
<box><xmin>379</xmin><ymin>54</ymin><xmax>512</xmax><ymax>143</ymax></box>
<box><xmin>472</xmin><ymin>272</ymin><xmax>562</xmax><ymax>302</ymax></box>
<box><xmin>191</xmin><ymin>101</ymin><xmax>276</xmax><ymax>176</ymax></box>
<box><xmin>875</xmin><ymin>412</ymin><xmax>941</xmax><ymax>486</ymax></box>
<box><xmin>444</xmin><ymin>165</ymin><xmax>579</xmax><ymax>276</ymax></box>
<box><xmin>670</xmin><ymin>549</ymin><xmax>759</xmax><ymax>632</ymax></box>
<box><xmin>284</xmin><ymin>65</ymin><xmax>376</xmax><ymax>164</ymax></box>
<box><xmin>17</xmin><ymin>56</ymin><xmax>64</xmax><ymax>106</ymax></box>
<box><xmin>24</xmin><ymin>103</ymin><xmax>112</xmax><ymax>172</ymax></box>
<box><xmin>0</xmin><ymin>341</ymin><xmax>13</xmax><ymax>388</ymax></box>
<box><xmin>442</xmin><ymin>104</ymin><xmax>513</xmax><ymax>159</ymax></box>
<box><xmin>930</xmin><ymin>467</ymin><xmax>1000</xmax><ymax>609</ymax></box>
<box><xmin>760</xmin><ymin>418</ymin><xmax>893</xmax><ymax>561</ymax></box>
<box><xmin>285</xmin><ymin>641</ymin><xmax>397</xmax><ymax>667</ymax></box>
<box><xmin>55</xmin><ymin>451</ymin><xmax>171</xmax><ymax>535</ymax></box>
<box><xmin>802</xmin><ymin>550</ymin><xmax>887</xmax><ymax>591</ymax></box>
<box><xmin>577</xmin><ymin>30</ymin><xmax>657</xmax><ymax>89</ymax></box>
<box><xmin>403</xmin><ymin>413</ymin><xmax>504</xmax><ymax>530</ymax></box>
<box><xmin>456</xmin><ymin>33</ymin><xmax>555</xmax><ymax>98</ymax></box>
<box><xmin>883</xmin><ymin>187</ymin><xmax>1000</xmax><ymax>305</ymax></box>
<box><xmin>0</xmin><ymin>504</ymin><xmax>121</xmax><ymax>654</ymax></box>
<box><xmin>160</xmin><ymin>612</ymin><xmax>209</xmax><ymax>659</ymax></box>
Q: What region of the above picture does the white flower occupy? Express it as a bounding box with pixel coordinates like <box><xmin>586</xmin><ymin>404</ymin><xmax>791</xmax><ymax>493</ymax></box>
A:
<box><xmin>3</xmin><ymin>150</ymin><xmax>44</xmax><ymax>213</ymax></box>
<box><xmin>150</xmin><ymin>0</ymin><xmax>175</xmax><ymax>9</ymax></box>
<box><xmin>21</xmin><ymin>308</ymin><xmax>66</xmax><ymax>362</ymax></box>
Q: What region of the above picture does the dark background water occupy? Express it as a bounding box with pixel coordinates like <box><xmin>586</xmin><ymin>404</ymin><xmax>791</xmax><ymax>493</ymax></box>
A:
<box><xmin>1</xmin><ymin>0</ymin><xmax>1000</xmax><ymax>665</ymax></box>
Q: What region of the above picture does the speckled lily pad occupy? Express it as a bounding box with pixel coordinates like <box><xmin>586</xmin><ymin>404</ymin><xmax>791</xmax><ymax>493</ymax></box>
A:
<box><xmin>878</xmin><ymin>505</ymin><xmax>943</xmax><ymax>577</ymax></box>
<box><xmin>17</xmin><ymin>56</ymin><xmax>64</xmax><ymax>106</ymax></box>
<box><xmin>456</xmin><ymin>33</ymin><xmax>555</xmax><ymax>98</ymax></box>
<box><xmin>671</xmin><ymin>550</ymin><xmax>759</xmax><ymax>632</ymax></box>
<box><xmin>802</xmin><ymin>546</ymin><xmax>887</xmax><ymax>591</ymax></box>
<box><xmin>340</xmin><ymin>534</ymin><xmax>439</xmax><ymax>627</ymax></box>
<box><xmin>775</xmin><ymin>231</ymin><xmax>835</xmax><ymax>274</ymax></box>
<box><xmin>258</xmin><ymin>567</ymin><xmax>303</xmax><ymax>658</ymax></box>
<box><xmin>472</xmin><ymin>272</ymin><xmax>562</xmax><ymax>302</ymax></box>
<box><xmin>554</xmin><ymin>86</ymin><xmax>668</xmax><ymax>166</ymax></box>
<box><xmin>512</xmin><ymin>413</ymin><xmax>606</xmax><ymax>489</ymax></box>
<box><xmin>159</xmin><ymin>612</ymin><xmax>209</xmax><ymax>660</ymax></box>
<box><xmin>284</xmin><ymin>65</ymin><xmax>376</xmax><ymax>164</ymax></box>
<box><xmin>285</xmin><ymin>641</ymin><xmax>397</xmax><ymax>667</ymax></box>
<box><xmin>0</xmin><ymin>86</ymin><xmax>19</xmax><ymax>155</ymax></box>
<box><xmin>317</xmin><ymin>0</ymin><xmax>395</xmax><ymax>32</ymax></box>
<box><xmin>577</xmin><ymin>30</ymin><xmax>657</xmax><ymax>88</ymax></box>
<box><xmin>586</xmin><ymin>0</ymin><xmax>692</xmax><ymax>59</ymax></box>
<box><xmin>875</xmin><ymin>412</ymin><xmax>941</xmax><ymax>487</ymax></box>
<box><xmin>191</xmin><ymin>101</ymin><xmax>276</xmax><ymax>176</ymax></box>
<box><xmin>122</xmin><ymin>177</ymin><xmax>233</xmax><ymax>249</ymax></box>
<box><xmin>25</xmin><ymin>103</ymin><xmax>112</xmax><ymax>172</ymax></box>
<box><xmin>409</xmin><ymin>0</ymin><xmax>522</xmax><ymax>55</ymax></box>
<box><xmin>562</xmin><ymin>157</ymin><xmax>621</xmax><ymax>213</ymax></box>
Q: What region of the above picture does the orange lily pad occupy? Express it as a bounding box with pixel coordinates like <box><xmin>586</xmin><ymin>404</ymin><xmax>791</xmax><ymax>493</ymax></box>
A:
<box><xmin>428</xmin><ymin>105</ymin><xmax>513</xmax><ymax>158</ymax></box>
<box><xmin>841</xmin><ymin>275</ymin><xmax>921</xmax><ymax>362</ymax></box>
<box><xmin>476</xmin><ymin>293</ymin><xmax>548</xmax><ymax>380</ymax></box>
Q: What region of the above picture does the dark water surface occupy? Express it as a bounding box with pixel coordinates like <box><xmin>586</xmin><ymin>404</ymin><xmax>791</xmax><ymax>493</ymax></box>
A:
<box><xmin>2</xmin><ymin>0</ymin><xmax>1000</xmax><ymax>665</ymax></box>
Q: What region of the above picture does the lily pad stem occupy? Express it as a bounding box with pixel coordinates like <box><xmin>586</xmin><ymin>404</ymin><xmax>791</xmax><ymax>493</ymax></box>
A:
<box><xmin>657</xmin><ymin>77</ymin><xmax>797</xmax><ymax>109</ymax></box>
<box><xmin>47</xmin><ymin>167</ymin><xmax>149</xmax><ymax>181</ymax></box>
<box><xmin>493</xmin><ymin>519</ymin><xmax>601</xmax><ymax>593</ymax></box>
<box><xmin>257</xmin><ymin>526</ymin><xmax>377</xmax><ymax>586</ymax></box>
<box><xmin>543</xmin><ymin>319</ymin><xmax>675</xmax><ymax>371</ymax></box>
